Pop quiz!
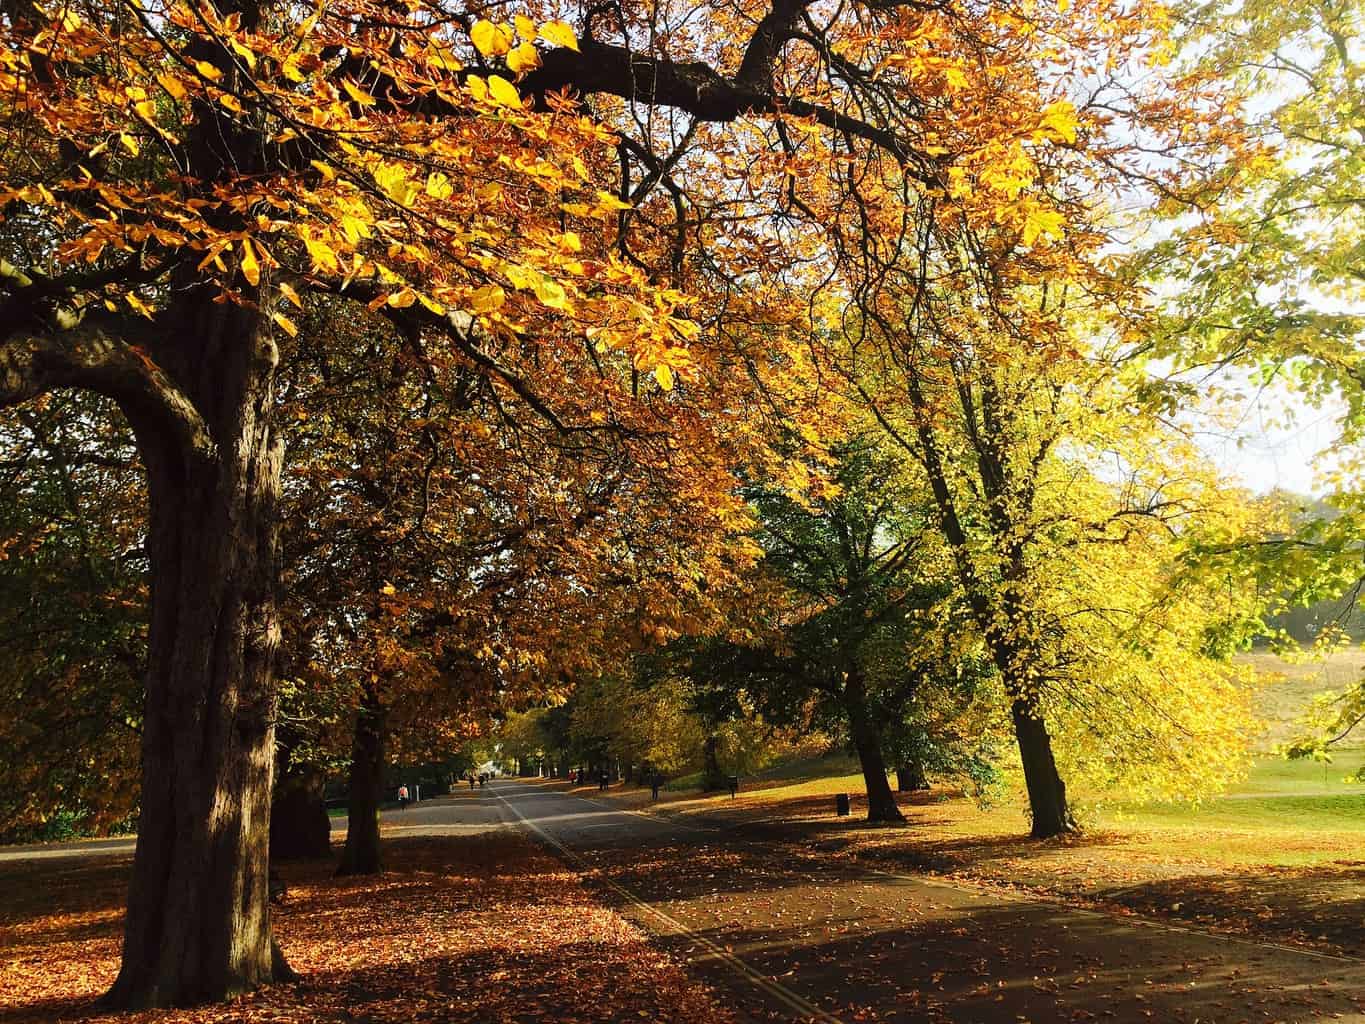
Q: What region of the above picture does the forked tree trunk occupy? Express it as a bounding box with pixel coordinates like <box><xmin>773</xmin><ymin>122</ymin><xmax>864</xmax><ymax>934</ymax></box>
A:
<box><xmin>845</xmin><ymin>672</ymin><xmax>903</xmax><ymax>823</ymax></box>
<box><xmin>1011</xmin><ymin>699</ymin><xmax>1076</xmax><ymax>838</ymax></box>
<box><xmin>896</xmin><ymin>762</ymin><xmax>930</xmax><ymax>792</ymax></box>
<box><xmin>337</xmin><ymin>684</ymin><xmax>386</xmax><ymax>876</ymax></box>
<box><xmin>104</xmin><ymin>304</ymin><xmax>287</xmax><ymax>1009</ymax></box>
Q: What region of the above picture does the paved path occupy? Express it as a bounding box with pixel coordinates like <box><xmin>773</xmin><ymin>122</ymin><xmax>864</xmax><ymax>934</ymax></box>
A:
<box><xmin>0</xmin><ymin>790</ymin><xmax>507</xmax><ymax>864</ymax></box>
<box><xmin>492</xmin><ymin>779</ymin><xmax>1365</xmax><ymax>1024</ymax></box>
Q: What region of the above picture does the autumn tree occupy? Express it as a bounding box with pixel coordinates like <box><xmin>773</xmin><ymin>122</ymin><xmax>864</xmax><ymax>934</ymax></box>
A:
<box><xmin>0</xmin><ymin>0</ymin><xmax>715</xmax><ymax>1004</ymax></box>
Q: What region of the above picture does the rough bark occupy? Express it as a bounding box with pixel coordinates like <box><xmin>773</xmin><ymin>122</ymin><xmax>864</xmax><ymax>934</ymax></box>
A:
<box><xmin>1012</xmin><ymin>699</ymin><xmax>1076</xmax><ymax>838</ymax></box>
<box><xmin>102</xmin><ymin>299</ymin><xmax>287</xmax><ymax>1009</ymax></box>
<box><xmin>896</xmin><ymin>762</ymin><xmax>930</xmax><ymax>792</ymax></box>
<box><xmin>337</xmin><ymin>683</ymin><xmax>386</xmax><ymax>876</ymax></box>
<box><xmin>845</xmin><ymin>671</ymin><xmax>904</xmax><ymax>823</ymax></box>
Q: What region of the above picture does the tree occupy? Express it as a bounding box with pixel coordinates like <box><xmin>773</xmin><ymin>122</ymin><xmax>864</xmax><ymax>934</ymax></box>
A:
<box><xmin>0</xmin><ymin>395</ymin><xmax>144</xmax><ymax>841</ymax></box>
<box><xmin>1</xmin><ymin>2</ymin><xmax>702</xmax><ymax>1005</ymax></box>
<box><xmin>683</xmin><ymin>438</ymin><xmax>1003</xmax><ymax>821</ymax></box>
<box><xmin>1149</xmin><ymin>0</ymin><xmax>1365</xmax><ymax>762</ymax></box>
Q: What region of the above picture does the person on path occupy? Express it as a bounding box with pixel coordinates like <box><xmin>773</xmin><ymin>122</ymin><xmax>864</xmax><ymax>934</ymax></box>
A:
<box><xmin>397</xmin><ymin>784</ymin><xmax>409</xmax><ymax>810</ymax></box>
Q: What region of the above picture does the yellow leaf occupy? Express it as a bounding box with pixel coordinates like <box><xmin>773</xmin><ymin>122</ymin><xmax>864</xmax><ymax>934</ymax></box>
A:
<box><xmin>387</xmin><ymin>288</ymin><xmax>416</xmax><ymax>308</ymax></box>
<box><xmin>1038</xmin><ymin>99</ymin><xmax>1078</xmax><ymax>144</ymax></box>
<box><xmin>278</xmin><ymin>281</ymin><xmax>303</xmax><ymax>308</ymax></box>
<box><xmin>469</xmin><ymin>284</ymin><xmax>505</xmax><ymax>312</ymax></box>
<box><xmin>133</xmin><ymin>99</ymin><xmax>157</xmax><ymax>121</ymax></box>
<box><xmin>533</xmin><ymin>276</ymin><xmax>570</xmax><ymax>311</ymax></box>
<box><xmin>195</xmin><ymin>60</ymin><xmax>223</xmax><ymax>82</ymax></box>
<box><xmin>342</xmin><ymin>78</ymin><xmax>377</xmax><ymax>106</ymax></box>
<box><xmin>270</xmin><ymin>310</ymin><xmax>298</xmax><ymax>337</ymax></box>
<box><xmin>1021</xmin><ymin>207</ymin><xmax>1066</xmax><ymax>247</ymax></box>
<box><xmin>471</xmin><ymin>19</ymin><xmax>511</xmax><ymax>57</ymax></box>
<box><xmin>219</xmin><ymin>92</ymin><xmax>244</xmax><ymax>114</ymax></box>
<box><xmin>281</xmin><ymin>52</ymin><xmax>306</xmax><ymax>83</ymax></box>
<box><xmin>506</xmin><ymin>42</ymin><xmax>540</xmax><ymax>73</ymax></box>
<box><xmin>118</xmin><ymin>133</ymin><xmax>139</xmax><ymax>156</ymax></box>
<box><xmin>486</xmin><ymin>75</ymin><xmax>522</xmax><ymax>109</ymax></box>
<box><xmin>425</xmin><ymin>172</ymin><xmax>453</xmax><ymax>200</ymax></box>
<box><xmin>303</xmin><ymin>236</ymin><xmax>339</xmax><ymax>273</ymax></box>
<box><xmin>416</xmin><ymin>291</ymin><xmax>445</xmax><ymax>315</ymax></box>
<box><xmin>240</xmin><ymin>237</ymin><xmax>261</xmax><ymax>287</ymax></box>
<box><xmin>309</xmin><ymin>159</ymin><xmax>335</xmax><ymax>180</ymax></box>
<box><xmin>228</xmin><ymin>38</ymin><xmax>257</xmax><ymax>70</ymax></box>
<box><xmin>539</xmin><ymin>20</ymin><xmax>579</xmax><ymax>52</ymax></box>
<box><xmin>156</xmin><ymin>73</ymin><xmax>187</xmax><ymax>101</ymax></box>
<box><xmin>125</xmin><ymin>293</ymin><xmax>154</xmax><ymax>319</ymax></box>
<box><xmin>465</xmin><ymin>75</ymin><xmax>488</xmax><ymax>102</ymax></box>
<box><xmin>654</xmin><ymin>364</ymin><xmax>674</xmax><ymax>390</ymax></box>
<box><xmin>514</xmin><ymin>14</ymin><xmax>537</xmax><ymax>42</ymax></box>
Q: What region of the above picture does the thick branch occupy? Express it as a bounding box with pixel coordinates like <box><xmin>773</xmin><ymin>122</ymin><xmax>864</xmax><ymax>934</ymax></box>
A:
<box><xmin>1</xmin><ymin>321</ymin><xmax>217</xmax><ymax>464</ymax></box>
<box><xmin>523</xmin><ymin>40</ymin><xmax>921</xmax><ymax>172</ymax></box>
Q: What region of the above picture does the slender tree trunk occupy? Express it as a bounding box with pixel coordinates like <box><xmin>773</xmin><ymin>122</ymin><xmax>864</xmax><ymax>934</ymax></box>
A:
<box><xmin>896</xmin><ymin>762</ymin><xmax>930</xmax><ymax>792</ymax></box>
<box><xmin>1011</xmin><ymin>698</ymin><xmax>1076</xmax><ymax>838</ymax></box>
<box><xmin>337</xmin><ymin>684</ymin><xmax>386</xmax><ymax>876</ymax></box>
<box><xmin>702</xmin><ymin>734</ymin><xmax>725</xmax><ymax>791</ymax></box>
<box><xmin>844</xmin><ymin>672</ymin><xmax>903</xmax><ymax>823</ymax></box>
<box><xmin>105</xmin><ymin>304</ymin><xmax>288</xmax><ymax>1009</ymax></box>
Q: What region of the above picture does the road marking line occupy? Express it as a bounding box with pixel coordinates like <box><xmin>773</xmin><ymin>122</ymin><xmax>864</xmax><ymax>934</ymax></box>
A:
<box><xmin>493</xmin><ymin>784</ymin><xmax>844</xmax><ymax>1024</ymax></box>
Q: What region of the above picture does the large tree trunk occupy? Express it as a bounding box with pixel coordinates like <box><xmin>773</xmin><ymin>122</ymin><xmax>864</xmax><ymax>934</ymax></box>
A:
<box><xmin>896</xmin><ymin>762</ymin><xmax>930</xmax><ymax>792</ymax></box>
<box><xmin>337</xmin><ymin>684</ymin><xmax>386</xmax><ymax>876</ymax></box>
<box><xmin>270</xmin><ymin>728</ymin><xmax>331</xmax><ymax>862</ymax></box>
<box><xmin>105</xmin><ymin>303</ymin><xmax>287</xmax><ymax>1009</ymax></box>
<box><xmin>1012</xmin><ymin>699</ymin><xmax>1076</xmax><ymax>838</ymax></box>
<box><xmin>845</xmin><ymin>672</ymin><xmax>903</xmax><ymax>823</ymax></box>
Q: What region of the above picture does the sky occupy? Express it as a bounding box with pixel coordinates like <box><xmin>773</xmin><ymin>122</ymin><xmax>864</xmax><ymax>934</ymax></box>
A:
<box><xmin>1197</xmin><ymin>384</ymin><xmax>1345</xmax><ymax>497</ymax></box>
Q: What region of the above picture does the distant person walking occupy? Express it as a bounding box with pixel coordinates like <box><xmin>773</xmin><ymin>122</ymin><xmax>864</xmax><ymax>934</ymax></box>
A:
<box><xmin>397</xmin><ymin>784</ymin><xmax>409</xmax><ymax>810</ymax></box>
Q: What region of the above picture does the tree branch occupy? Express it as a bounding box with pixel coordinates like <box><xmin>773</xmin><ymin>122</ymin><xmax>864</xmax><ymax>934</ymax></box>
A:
<box><xmin>1</xmin><ymin>320</ymin><xmax>217</xmax><ymax>465</ymax></box>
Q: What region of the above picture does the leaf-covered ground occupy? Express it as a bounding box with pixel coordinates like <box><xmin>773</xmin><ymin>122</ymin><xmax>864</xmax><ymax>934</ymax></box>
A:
<box><xmin>0</xmin><ymin>831</ymin><xmax>740</xmax><ymax>1024</ymax></box>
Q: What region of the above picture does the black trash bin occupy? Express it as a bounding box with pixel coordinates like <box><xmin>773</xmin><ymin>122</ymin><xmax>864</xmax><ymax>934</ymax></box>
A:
<box><xmin>835</xmin><ymin>793</ymin><xmax>850</xmax><ymax>816</ymax></box>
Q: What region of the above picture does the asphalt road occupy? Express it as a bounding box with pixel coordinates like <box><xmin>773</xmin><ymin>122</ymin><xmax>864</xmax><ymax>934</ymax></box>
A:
<box><xmin>490</xmin><ymin>778</ymin><xmax>1365</xmax><ymax>1024</ymax></box>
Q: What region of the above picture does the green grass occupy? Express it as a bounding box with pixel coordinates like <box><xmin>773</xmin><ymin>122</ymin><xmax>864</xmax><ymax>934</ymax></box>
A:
<box><xmin>1230</xmin><ymin>749</ymin><xmax>1365</xmax><ymax>795</ymax></box>
<box><xmin>1238</xmin><ymin>647</ymin><xmax>1365</xmax><ymax>750</ymax></box>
